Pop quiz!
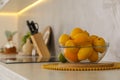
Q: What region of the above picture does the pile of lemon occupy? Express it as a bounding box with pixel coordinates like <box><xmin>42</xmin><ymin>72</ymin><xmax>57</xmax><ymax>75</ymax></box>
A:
<box><xmin>58</xmin><ymin>27</ymin><xmax>107</xmax><ymax>63</ymax></box>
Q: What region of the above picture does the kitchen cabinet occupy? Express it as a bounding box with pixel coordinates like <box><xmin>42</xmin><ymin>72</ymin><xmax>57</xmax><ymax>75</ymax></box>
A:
<box><xmin>0</xmin><ymin>0</ymin><xmax>37</xmax><ymax>13</ymax></box>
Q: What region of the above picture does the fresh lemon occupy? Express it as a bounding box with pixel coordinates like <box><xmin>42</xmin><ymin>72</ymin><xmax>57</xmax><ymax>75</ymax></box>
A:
<box><xmin>89</xmin><ymin>35</ymin><xmax>98</xmax><ymax>44</ymax></box>
<box><xmin>88</xmin><ymin>50</ymin><xmax>98</xmax><ymax>62</ymax></box>
<box><xmin>73</xmin><ymin>32</ymin><xmax>89</xmax><ymax>46</ymax></box>
<box><xmin>77</xmin><ymin>44</ymin><xmax>93</xmax><ymax>60</ymax></box>
<box><xmin>93</xmin><ymin>37</ymin><xmax>106</xmax><ymax>53</ymax></box>
<box><xmin>70</xmin><ymin>27</ymin><xmax>83</xmax><ymax>39</ymax></box>
<box><xmin>64</xmin><ymin>40</ymin><xmax>79</xmax><ymax>53</ymax></box>
<box><xmin>83</xmin><ymin>30</ymin><xmax>89</xmax><ymax>36</ymax></box>
<box><xmin>59</xmin><ymin>34</ymin><xmax>70</xmax><ymax>46</ymax></box>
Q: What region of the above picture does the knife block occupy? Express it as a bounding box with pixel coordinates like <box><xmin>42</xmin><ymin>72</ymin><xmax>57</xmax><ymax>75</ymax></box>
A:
<box><xmin>30</xmin><ymin>32</ymin><xmax>51</xmax><ymax>61</ymax></box>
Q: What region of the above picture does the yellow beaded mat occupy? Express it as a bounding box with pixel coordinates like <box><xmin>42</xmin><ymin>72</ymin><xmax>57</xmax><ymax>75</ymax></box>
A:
<box><xmin>42</xmin><ymin>62</ymin><xmax>120</xmax><ymax>71</ymax></box>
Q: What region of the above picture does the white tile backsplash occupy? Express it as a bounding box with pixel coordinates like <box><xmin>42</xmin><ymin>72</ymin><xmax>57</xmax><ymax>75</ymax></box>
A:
<box><xmin>18</xmin><ymin>0</ymin><xmax>120</xmax><ymax>61</ymax></box>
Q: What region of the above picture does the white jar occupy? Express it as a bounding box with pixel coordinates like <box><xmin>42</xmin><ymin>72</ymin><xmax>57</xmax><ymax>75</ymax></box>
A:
<box><xmin>22</xmin><ymin>38</ymin><xmax>33</xmax><ymax>56</ymax></box>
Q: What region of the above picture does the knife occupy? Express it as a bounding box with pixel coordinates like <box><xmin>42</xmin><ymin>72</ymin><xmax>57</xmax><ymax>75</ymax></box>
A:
<box><xmin>31</xmin><ymin>21</ymin><xmax>39</xmax><ymax>34</ymax></box>
<box><xmin>26</xmin><ymin>20</ymin><xmax>34</xmax><ymax>34</ymax></box>
<box><xmin>26</xmin><ymin>20</ymin><xmax>39</xmax><ymax>35</ymax></box>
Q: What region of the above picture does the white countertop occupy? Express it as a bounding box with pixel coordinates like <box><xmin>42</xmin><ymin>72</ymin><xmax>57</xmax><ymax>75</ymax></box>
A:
<box><xmin>0</xmin><ymin>53</ymin><xmax>120</xmax><ymax>80</ymax></box>
<box><xmin>0</xmin><ymin>62</ymin><xmax>120</xmax><ymax>80</ymax></box>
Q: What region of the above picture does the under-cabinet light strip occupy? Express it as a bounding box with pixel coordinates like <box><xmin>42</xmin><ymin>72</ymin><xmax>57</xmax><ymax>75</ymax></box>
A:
<box><xmin>17</xmin><ymin>0</ymin><xmax>44</xmax><ymax>15</ymax></box>
<box><xmin>0</xmin><ymin>0</ymin><xmax>44</xmax><ymax>16</ymax></box>
<box><xmin>0</xmin><ymin>12</ymin><xmax>16</xmax><ymax>16</ymax></box>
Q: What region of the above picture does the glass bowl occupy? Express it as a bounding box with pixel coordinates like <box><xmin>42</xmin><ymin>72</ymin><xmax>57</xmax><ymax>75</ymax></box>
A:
<box><xmin>59</xmin><ymin>43</ymin><xmax>109</xmax><ymax>63</ymax></box>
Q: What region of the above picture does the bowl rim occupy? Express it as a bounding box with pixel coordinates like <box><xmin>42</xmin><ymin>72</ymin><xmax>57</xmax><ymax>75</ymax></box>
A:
<box><xmin>59</xmin><ymin>42</ymin><xmax>109</xmax><ymax>48</ymax></box>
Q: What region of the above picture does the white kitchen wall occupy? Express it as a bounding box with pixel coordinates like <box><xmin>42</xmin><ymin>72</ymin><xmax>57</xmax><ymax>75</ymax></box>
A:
<box><xmin>0</xmin><ymin>15</ymin><xmax>18</xmax><ymax>48</ymax></box>
<box><xmin>18</xmin><ymin>0</ymin><xmax>120</xmax><ymax>61</ymax></box>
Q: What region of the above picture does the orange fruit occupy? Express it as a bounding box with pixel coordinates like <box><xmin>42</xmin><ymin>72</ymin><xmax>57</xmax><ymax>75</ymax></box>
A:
<box><xmin>59</xmin><ymin>34</ymin><xmax>70</xmax><ymax>46</ymax></box>
<box><xmin>64</xmin><ymin>51</ymin><xmax>78</xmax><ymax>63</ymax></box>
<box><xmin>70</xmin><ymin>27</ymin><xmax>83</xmax><ymax>39</ymax></box>
<box><xmin>64</xmin><ymin>40</ymin><xmax>79</xmax><ymax>62</ymax></box>
<box><xmin>88</xmin><ymin>50</ymin><xmax>98</xmax><ymax>62</ymax></box>
<box><xmin>73</xmin><ymin>33</ymin><xmax>89</xmax><ymax>46</ymax></box>
<box><xmin>93</xmin><ymin>37</ymin><xmax>106</xmax><ymax>53</ymax></box>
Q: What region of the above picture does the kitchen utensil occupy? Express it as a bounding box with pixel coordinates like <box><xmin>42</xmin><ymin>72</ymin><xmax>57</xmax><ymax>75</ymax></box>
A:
<box><xmin>26</xmin><ymin>20</ymin><xmax>51</xmax><ymax>61</ymax></box>
<box><xmin>42</xmin><ymin>26</ymin><xmax>51</xmax><ymax>45</ymax></box>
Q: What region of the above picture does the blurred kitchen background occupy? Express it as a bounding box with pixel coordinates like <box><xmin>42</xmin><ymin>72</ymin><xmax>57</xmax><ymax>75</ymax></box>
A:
<box><xmin>0</xmin><ymin>0</ymin><xmax>120</xmax><ymax>61</ymax></box>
